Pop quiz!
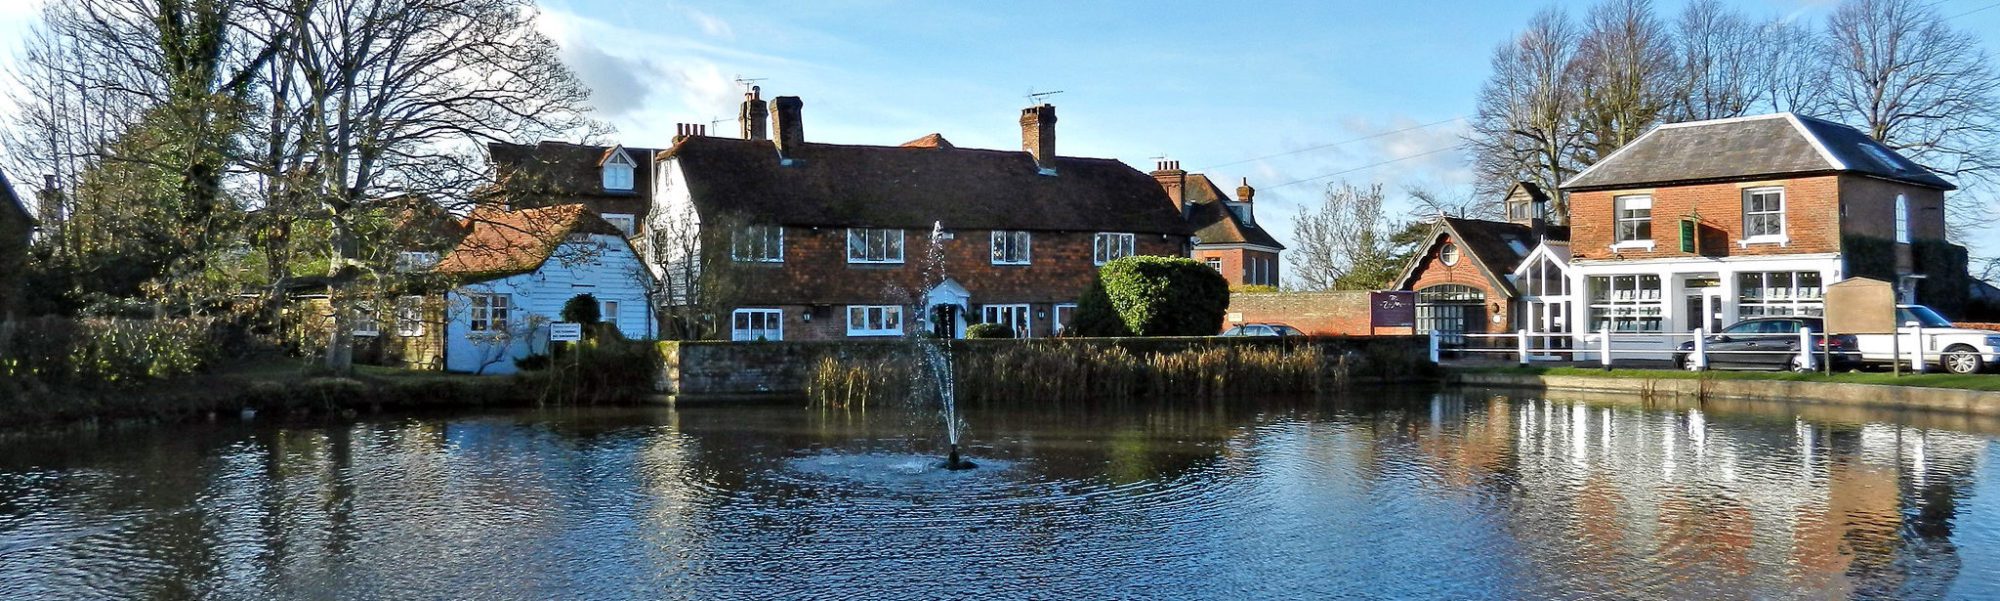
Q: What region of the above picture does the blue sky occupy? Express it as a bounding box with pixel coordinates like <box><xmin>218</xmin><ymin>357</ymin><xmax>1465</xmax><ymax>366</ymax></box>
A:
<box><xmin>3</xmin><ymin>0</ymin><xmax>1998</xmax><ymax>261</ymax></box>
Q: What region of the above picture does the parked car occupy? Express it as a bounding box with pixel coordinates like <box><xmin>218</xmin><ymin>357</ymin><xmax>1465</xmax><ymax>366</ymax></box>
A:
<box><xmin>1220</xmin><ymin>323</ymin><xmax>1307</xmax><ymax>338</ymax></box>
<box><xmin>1852</xmin><ymin>305</ymin><xmax>2000</xmax><ymax>374</ymax></box>
<box><xmin>1673</xmin><ymin>317</ymin><xmax>1862</xmax><ymax>372</ymax></box>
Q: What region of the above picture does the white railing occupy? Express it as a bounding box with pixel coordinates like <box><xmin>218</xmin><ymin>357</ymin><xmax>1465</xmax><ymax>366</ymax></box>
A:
<box><xmin>1427</xmin><ymin>326</ymin><xmax>1940</xmax><ymax>373</ymax></box>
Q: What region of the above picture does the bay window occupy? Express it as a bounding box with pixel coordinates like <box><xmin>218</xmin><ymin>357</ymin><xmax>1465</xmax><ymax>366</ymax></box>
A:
<box><xmin>1737</xmin><ymin>271</ymin><xmax>1823</xmax><ymax>317</ymax></box>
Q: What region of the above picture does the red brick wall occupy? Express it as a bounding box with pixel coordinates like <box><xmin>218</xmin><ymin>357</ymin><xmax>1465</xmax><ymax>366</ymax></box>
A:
<box><xmin>1837</xmin><ymin>175</ymin><xmax>1948</xmax><ymax>274</ymax></box>
<box><xmin>720</xmin><ymin>228</ymin><xmax>1187</xmax><ymax>340</ymax></box>
<box><xmin>1194</xmin><ymin>247</ymin><xmax>1281</xmax><ymax>288</ymax></box>
<box><xmin>1569</xmin><ymin>175</ymin><xmax>1843</xmax><ymax>261</ymax></box>
<box><xmin>1226</xmin><ymin>291</ymin><xmax>1413</xmax><ymax>336</ymax></box>
<box><xmin>1402</xmin><ymin>234</ymin><xmax>1512</xmax><ymax>333</ymax></box>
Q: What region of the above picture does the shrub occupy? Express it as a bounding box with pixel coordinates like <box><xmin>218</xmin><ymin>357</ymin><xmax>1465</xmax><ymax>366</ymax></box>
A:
<box><xmin>965</xmin><ymin>323</ymin><xmax>1014</xmax><ymax>339</ymax></box>
<box><xmin>1072</xmin><ymin>256</ymin><xmax>1230</xmax><ymax>337</ymax></box>
<box><xmin>561</xmin><ymin>294</ymin><xmax>601</xmax><ymax>325</ymax></box>
<box><xmin>515</xmin><ymin>354</ymin><xmax>552</xmax><ymax>371</ymax></box>
<box><xmin>0</xmin><ymin>316</ymin><xmax>225</xmax><ymax>389</ymax></box>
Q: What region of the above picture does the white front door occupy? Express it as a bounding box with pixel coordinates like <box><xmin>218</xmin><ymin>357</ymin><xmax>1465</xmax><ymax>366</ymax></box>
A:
<box><xmin>1683</xmin><ymin>287</ymin><xmax>1724</xmax><ymax>333</ymax></box>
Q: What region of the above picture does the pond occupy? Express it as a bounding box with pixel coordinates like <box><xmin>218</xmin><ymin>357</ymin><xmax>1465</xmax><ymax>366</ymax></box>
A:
<box><xmin>2</xmin><ymin>389</ymin><xmax>1998</xmax><ymax>600</ymax></box>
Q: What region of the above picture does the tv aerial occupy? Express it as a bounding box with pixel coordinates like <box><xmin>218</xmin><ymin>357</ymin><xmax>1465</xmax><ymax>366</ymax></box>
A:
<box><xmin>1026</xmin><ymin>87</ymin><xmax>1064</xmax><ymax>104</ymax></box>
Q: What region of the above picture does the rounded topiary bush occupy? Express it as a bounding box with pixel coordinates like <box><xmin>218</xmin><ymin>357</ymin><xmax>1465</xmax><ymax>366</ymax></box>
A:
<box><xmin>965</xmin><ymin>323</ymin><xmax>1014</xmax><ymax>339</ymax></box>
<box><xmin>561</xmin><ymin>294</ymin><xmax>601</xmax><ymax>325</ymax></box>
<box><xmin>1072</xmin><ymin>256</ymin><xmax>1230</xmax><ymax>337</ymax></box>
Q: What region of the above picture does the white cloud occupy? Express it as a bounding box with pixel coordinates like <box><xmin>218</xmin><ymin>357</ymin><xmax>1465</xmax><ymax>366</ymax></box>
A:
<box><xmin>687</xmin><ymin>9</ymin><xmax>733</xmax><ymax>40</ymax></box>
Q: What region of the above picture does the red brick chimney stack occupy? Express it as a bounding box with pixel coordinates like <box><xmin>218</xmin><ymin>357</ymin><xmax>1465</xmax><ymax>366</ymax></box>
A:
<box><xmin>1150</xmin><ymin>160</ymin><xmax>1187</xmax><ymax>211</ymax></box>
<box><xmin>739</xmin><ymin>85</ymin><xmax>768</xmax><ymax>141</ymax></box>
<box><xmin>1020</xmin><ymin>104</ymin><xmax>1057</xmax><ymax>173</ymax></box>
<box><xmin>772</xmin><ymin>96</ymin><xmax>804</xmax><ymax>160</ymax></box>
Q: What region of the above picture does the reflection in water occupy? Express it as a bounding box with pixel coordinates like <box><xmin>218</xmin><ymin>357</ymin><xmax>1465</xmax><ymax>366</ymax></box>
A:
<box><xmin>0</xmin><ymin>390</ymin><xmax>1997</xmax><ymax>600</ymax></box>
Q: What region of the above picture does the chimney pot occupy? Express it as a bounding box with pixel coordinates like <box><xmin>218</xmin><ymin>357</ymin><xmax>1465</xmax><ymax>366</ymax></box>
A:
<box><xmin>1236</xmin><ymin>177</ymin><xmax>1255</xmax><ymax>203</ymax></box>
<box><xmin>1149</xmin><ymin>159</ymin><xmax>1188</xmax><ymax>212</ymax></box>
<box><xmin>1020</xmin><ymin>104</ymin><xmax>1057</xmax><ymax>173</ymax></box>
<box><xmin>773</xmin><ymin>96</ymin><xmax>804</xmax><ymax>160</ymax></box>
<box><xmin>739</xmin><ymin>86</ymin><xmax>769</xmax><ymax>141</ymax></box>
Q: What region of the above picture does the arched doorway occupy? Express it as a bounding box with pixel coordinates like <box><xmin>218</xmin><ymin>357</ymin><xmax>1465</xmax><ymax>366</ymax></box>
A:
<box><xmin>923</xmin><ymin>278</ymin><xmax>969</xmax><ymax>338</ymax></box>
<box><xmin>1416</xmin><ymin>284</ymin><xmax>1486</xmax><ymax>346</ymax></box>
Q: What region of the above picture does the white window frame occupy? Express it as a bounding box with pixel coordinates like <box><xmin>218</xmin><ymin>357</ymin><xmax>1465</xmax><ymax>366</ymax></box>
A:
<box><xmin>846</xmin><ymin>228</ymin><xmax>905</xmax><ymax>264</ymax></box>
<box><xmin>732</xmin><ymin>224</ymin><xmax>785</xmax><ymax>263</ymax></box>
<box><xmin>1740</xmin><ymin>187</ymin><xmax>1786</xmax><ymax>245</ymax></box>
<box><xmin>352</xmin><ymin>303</ymin><xmax>380</xmax><ymax>337</ymax></box>
<box><xmin>1895</xmin><ymin>194</ymin><xmax>1910</xmax><ymax>244</ymax></box>
<box><xmin>395</xmin><ymin>251</ymin><xmax>438</xmax><ymax>272</ymax></box>
<box><xmin>991</xmin><ymin>230</ymin><xmax>1031</xmax><ymax>265</ymax></box>
<box><xmin>601</xmin><ymin>300</ymin><xmax>620</xmax><ymax>331</ymax></box>
<box><xmin>469</xmin><ymin>294</ymin><xmax>510</xmax><ymax>332</ymax></box>
<box><xmin>602</xmin><ymin>153</ymin><xmax>635</xmax><ymax>191</ymax></box>
<box><xmin>1054</xmin><ymin>303</ymin><xmax>1078</xmax><ymax>335</ymax></box>
<box><xmin>1737</xmin><ymin>271</ymin><xmax>1825</xmax><ymax>318</ymax></box>
<box><xmin>602</xmin><ymin>213</ymin><xmax>637</xmax><ymax>236</ymax></box>
<box><xmin>1440</xmin><ymin>242</ymin><xmax>1461</xmax><ymax>266</ymax></box>
<box><xmin>981</xmin><ymin>304</ymin><xmax>1033</xmax><ymax>338</ymax></box>
<box><xmin>1205</xmin><ymin>258</ymin><xmax>1222</xmax><ymax>272</ymax></box>
<box><xmin>845</xmin><ymin>305</ymin><xmax>905</xmax><ymax>337</ymax></box>
<box><xmin>1586</xmin><ymin>275</ymin><xmax>1664</xmax><ymax>333</ymax></box>
<box><xmin>395</xmin><ymin>295</ymin><xmax>425</xmax><ymax>337</ymax></box>
<box><xmin>1612</xmin><ymin>195</ymin><xmax>1655</xmax><ymax>250</ymax></box>
<box><xmin>1093</xmin><ymin>232</ymin><xmax>1135</xmax><ymax>265</ymax></box>
<box><xmin>731</xmin><ymin>308</ymin><xmax>783</xmax><ymax>341</ymax></box>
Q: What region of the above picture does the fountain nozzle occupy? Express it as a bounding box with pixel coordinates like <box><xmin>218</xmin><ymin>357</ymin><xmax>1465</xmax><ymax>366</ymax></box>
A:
<box><xmin>943</xmin><ymin>444</ymin><xmax>977</xmax><ymax>470</ymax></box>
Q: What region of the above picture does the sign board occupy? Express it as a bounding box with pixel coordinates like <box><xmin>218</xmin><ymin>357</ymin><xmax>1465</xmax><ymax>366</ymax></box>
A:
<box><xmin>550</xmin><ymin>322</ymin><xmax>584</xmax><ymax>342</ymax></box>
<box><xmin>1825</xmin><ymin>277</ymin><xmax>1895</xmax><ymax>334</ymax></box>
<box><xmin>1370</xmin><ymin>291</ymin><xmax>1416</xmax><ymax>328</ymax></box>
<box><xmin>1679</xmin><ymin>219</ymin><xmax>1698</xmax><ymax>254</ymax></box>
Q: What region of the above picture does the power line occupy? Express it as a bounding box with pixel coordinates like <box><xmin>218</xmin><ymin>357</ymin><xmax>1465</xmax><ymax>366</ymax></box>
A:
<box><xmin>1262</xmin><ymin>145</ymin><xmax>1462</xmax><ymax>190</ymax></box>
<box><xmin>1949</xmin><ymin>0</ymin><xmax>2000</xmax><ymax>17</ymax></box>
<box><xmin>1190</xmin><ymin>116</ymin><xmax>1466</xmax><ymax>172</ymax></box>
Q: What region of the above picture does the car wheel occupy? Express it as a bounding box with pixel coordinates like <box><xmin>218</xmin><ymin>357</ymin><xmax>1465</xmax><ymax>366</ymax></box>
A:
<box><xmin>1678</xmin><ymin>354</ymin><xmax>1702</xmax><ymax>372</ymax></box>
<box><xmin>1941</xmin><ymin>346</ymin><xmax>1985</xmax><ymax>375</ymax></box>
<box><xmin>1786</xmin><ymin>356</ymin><xmax>1813</xmax><ymax>373</ymax></box>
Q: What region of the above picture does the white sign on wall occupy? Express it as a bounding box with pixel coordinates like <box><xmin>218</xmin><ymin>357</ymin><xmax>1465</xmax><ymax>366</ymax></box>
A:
<box><xmin>550</xmin><ymin>323</ymin><xmax>584</xmax><ymax>342</ymax></box>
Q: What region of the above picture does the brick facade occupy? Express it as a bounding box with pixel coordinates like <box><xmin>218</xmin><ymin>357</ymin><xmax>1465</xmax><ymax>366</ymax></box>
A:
<box><xmin>1567</xmin><ymin>174</ymin><xmax>1947</xmax><ymax>264</ymax></box>
<box><xmin>721</xmin><ymin>227</ymin><xmax>1185</xmax><ymax>340</ymax></box>
<box><xmin>1403</xmin><ymin>233</ymin><xmax>1514</xmax><ymax>334</ymax></box>
<box><xmin>1225</xmin><ymin>291</ymin><xmax>1414</xmax><ymax>336</ymax></box>
<box><xmin>1194</xmin><ymin>247</ymin><xmax>1281</xmax><ymax>288</ymax></box>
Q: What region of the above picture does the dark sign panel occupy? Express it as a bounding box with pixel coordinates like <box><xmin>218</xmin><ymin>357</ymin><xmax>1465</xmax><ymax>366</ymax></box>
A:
<box><xmin>1370</xmin><ymin>291</ymin><xmax>1416</xmax><ymax>327</ymax></box>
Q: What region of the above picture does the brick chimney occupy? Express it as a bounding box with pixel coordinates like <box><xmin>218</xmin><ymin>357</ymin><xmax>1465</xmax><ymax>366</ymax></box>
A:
<box><xmin>1150</xmin><ymin>160</ymin><xmax>1187</xmax><ymax>211</ymax></box>
<box><xmin>672</xmin><ymin>123</ymin><xmax>707</xmax><ymax>144</ymax></box>
<box><xmin>772</xmin><ymin>96</ymin><xmax>803</xmax><ymax>161</ymax></box>
<box><xmin>1230</xmin><ymin>177</ymin><xmax>1257</xmax><ymax>227</ymax></box>
<box><xmin>739</xmin><ymin>85</ymin><xmax>768</xmax><ymax>141</ymax></box>
<box><xmin>1020</xmin><ymin>104</ymin><xmax>1057</xmax><ymax>174</ymax></box>
<box><xmin>1235</xmin><ymin>177</ymin><xmax>1255</xmax><ymax>203</ymax></box>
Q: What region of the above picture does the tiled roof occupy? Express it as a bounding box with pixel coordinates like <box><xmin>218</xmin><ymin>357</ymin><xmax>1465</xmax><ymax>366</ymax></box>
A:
<box><xmin>486</xmin><ymin>141</ymin><xmax>659</xmax><ymax>218</ymax></box>
<box><xmin>0</xmin><ymin>169</ymin><xmax>31</xmax><ymax>226</ymax></box>
<box><xmin>1396</xmin><ymin>216</ymin><xmax>1564</xmax><ymax>297</ymax></box>
<box><xmin>434</xmin><ymin>204</ymin><xmax>622</xmax><ymax>280</ymax></box>
<box><xmin>1563</xmin><ymin>113</ymin><xmax>1954</xmax><ymax>191</ymax></box>
<box><xmin>900</xmin><ymin>133</ymin><xmax>955</xmax><ymax>149</ymax></box>
<box><xmin>659</xmin><ymin>136</ymin><xmax>1190</xmax><ymax>235</ymax></box>
<box><xmin>1183</xmin><ymin>174</ymin><xmax>1283</xmax><ymax>249</ymax></box>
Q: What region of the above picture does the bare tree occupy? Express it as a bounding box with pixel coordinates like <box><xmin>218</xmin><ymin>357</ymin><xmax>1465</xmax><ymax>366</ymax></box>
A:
<box><xmin>1466</xmin><ymin>7</ymin><xmax>1584</xmax><ymax>222</ymax></box>
<box><xmin>646</xmin><ymin>201</ymin><xmax>748</xmax><ymax>340</ymax></box>
<box><xmin>1288</xmin><ymin>182</ymin><xmax>1403</xmax><ymax>291</ymax></box>
<box><xmin>1824</xmin><ymin>0</ymin><xmax>2000</xmax><ymax>233</ymax></box>
<box><xmin>1573</xmin><ymin>0</ymin><xmax>1677</xmax><ymax>166</ymax></box>
<box><xmin>1752</xmin><ymin>17</ymin><xmax>1828</xmax><ymax>115</ymax></box>
<box><xmin>254</xmin><ymin>0</ymin><xmax>601</xmax><ymax>371</ymax></box>
<box><xmin>1670</xmin><ymin>0</ymin><xmax>1759</xmax><ymax>120</ymax></box>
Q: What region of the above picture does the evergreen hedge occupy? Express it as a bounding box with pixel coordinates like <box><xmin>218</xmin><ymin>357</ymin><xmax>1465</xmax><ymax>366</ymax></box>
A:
<box><xmin>1073</xmin><ymin>256</ymin><xmax>1230</xmax><ymax>337</ymax></box>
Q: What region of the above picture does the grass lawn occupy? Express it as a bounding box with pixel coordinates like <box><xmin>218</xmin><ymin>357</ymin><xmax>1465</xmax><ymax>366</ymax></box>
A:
<box><xmin>1457</xmin><ymin>365</ymin><xmax>2000</xmax><ymax>392</ymax></box>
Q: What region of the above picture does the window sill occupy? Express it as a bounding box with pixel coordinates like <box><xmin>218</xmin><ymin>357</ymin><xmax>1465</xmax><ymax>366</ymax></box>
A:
<box><xmin>1737</xmin><ymin>235</ymin><xmax>1788</xmax><ymax>248</ymax></box>
<box><xmin>846</xmin><ymin>331</ymin><xmax>904</xmax><ymax>338</ymax></box>
<box><xmin>991</xmin><ymin>260</ymin><xmax>1031</xmax><ymax>266</ymax></box>
<box><xmin>1609</xmin><ymin>241</ymin><xmax>1656</xmax><ymax>252</ymax></box>
<box><xmin>846</xmin><ymin>260</ymin><xmax>906</xmax><ymax>266</ymax></box>
<box><xmin>732</xmin><ymin>258</ymin><xmax>785</xmax><ymax>264</ymax></box>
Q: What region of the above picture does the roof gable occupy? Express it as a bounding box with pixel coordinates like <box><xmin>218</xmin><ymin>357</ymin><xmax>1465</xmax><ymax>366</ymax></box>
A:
<box><xmin>1562</xmin><ymin>113</ymin><xmax>1953</xmax><ymax>191</ymax></box>
<box><xmin>661</xmin><ymin>137</ymin><xmax>1189</xmax><ymax>235</ymax></box>
<box><xmin>0</xmin><ymin>169</ymin><xmax>31</xmax><ymax>226</ymax></box>
<box><xmin>1184</xmin><ymin>174</ymin><xmax>1283</xmax><ymax>250</ymax></box>
<box><xmin>1393</xmin><ymin>217</ymin><xmax>1540</xmax><ymax>297</ymax></box>
<box><xmin>434</xmin><ymin>204</ymin><xmax>625</xmax><ymax>280</ymax></box>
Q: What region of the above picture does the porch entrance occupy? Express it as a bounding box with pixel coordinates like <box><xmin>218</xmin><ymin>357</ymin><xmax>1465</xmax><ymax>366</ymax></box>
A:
<box><xmin>1682</xmin><ymin>280</ymin><xmax>1724</xmax><ymax>333</ymax></box>
<box><xmin>1524</xmin><ymin>300</ymin><xmax>1570</xmax><ymax>357</ymax></box>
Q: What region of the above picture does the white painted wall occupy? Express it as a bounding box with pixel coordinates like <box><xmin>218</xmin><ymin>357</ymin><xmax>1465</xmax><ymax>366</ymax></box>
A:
<box><xmin>1565</xmin><ymin>254</ymin><xmax>1842</xmax><ymax>358</ymax></box>
<box><xmin>444</xmin><ymin>233</ymin><xmax>658</xmax><ymax>374</ymax></box>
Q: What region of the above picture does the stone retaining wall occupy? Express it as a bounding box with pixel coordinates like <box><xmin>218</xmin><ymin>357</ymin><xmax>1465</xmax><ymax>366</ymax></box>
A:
<box><xmin>1453</xmin><ymin>371</ymin><xmax>2000</xmax><ymax>415</ymax></box>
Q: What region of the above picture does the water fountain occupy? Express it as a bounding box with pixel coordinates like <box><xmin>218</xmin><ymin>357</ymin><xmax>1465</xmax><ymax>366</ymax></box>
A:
<box><xmin>917</xmin><ymin>222</ymin><xmax>976</xmax><ymax>470</ymax></box>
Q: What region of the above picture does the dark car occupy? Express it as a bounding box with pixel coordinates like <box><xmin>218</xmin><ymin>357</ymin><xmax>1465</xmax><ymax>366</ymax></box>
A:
<box><xmin>1220</xmin><ymin>323</ymin><xmax>1307</xmax><ymax>338</ymax></box>
<box><xmin>1673</xmin><ymin>317</ymin><xmax>1861</xmax><ymax>372</ymax></box>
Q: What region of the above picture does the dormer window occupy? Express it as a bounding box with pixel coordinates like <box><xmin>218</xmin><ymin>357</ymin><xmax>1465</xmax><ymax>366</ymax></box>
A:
<box><xmin>1227</xmin><ymin>203</ymin><xmax>1255</xmax><ymax>228</ymax></box>
<box><xmin>602</xmin><ymin>150</ymin><xmax>635</xmax><ymax>191</ymax></box>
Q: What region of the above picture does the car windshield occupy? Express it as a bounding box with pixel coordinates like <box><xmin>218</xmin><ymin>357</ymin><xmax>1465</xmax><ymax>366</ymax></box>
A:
<box><xmin>1897</xmin><ymin>306</ymin><xmax>1954</xmax><ymax>328</ymax></box>
<box><xmin>1220</xmin><ymin>327</ymin><xmax>1244</xmax><ymax>337</ymax></box>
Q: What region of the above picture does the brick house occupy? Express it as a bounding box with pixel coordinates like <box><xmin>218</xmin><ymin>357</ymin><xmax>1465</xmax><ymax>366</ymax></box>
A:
<box><xmin>487</xmin><ymin>140</ymin><xmax>660</xmax><ymax>238</ymax></box>
<box><xmin>0</xmin><ymin>169</ymin><xmax>34</xmax><ymax>318</ymax></box>
<box><xmin>1393</xmin><ymin>182</ymin><xmax>1571</xmax><ymax>346</ymax></box>
<box><xmin>1150</xmin><ymin>162</ymin><xmax>1284</xmax><ymax>288</ymax></box>
<box><xmin>1559</xmin><ymin>112</ymin><xmax>1960</xmax><ymax>345</ymax></box>
<box><xmin>645</xmin><ymin>90</ymin><xmax>1191</xmax><ymax>340</ymax></box>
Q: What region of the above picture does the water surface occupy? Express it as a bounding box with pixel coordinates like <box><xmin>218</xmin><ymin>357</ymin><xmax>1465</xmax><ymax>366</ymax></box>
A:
<box><xmin>2</xmin><ymin>389</ymin><xmax>1997</xmax><ymax>599</ymax></box>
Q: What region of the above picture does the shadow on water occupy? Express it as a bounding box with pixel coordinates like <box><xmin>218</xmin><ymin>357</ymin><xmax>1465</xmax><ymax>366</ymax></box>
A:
<box><xmin>0</xmin><ymin>386</ymin><xmax>1995</xmax><ymax>599</ymax></box>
